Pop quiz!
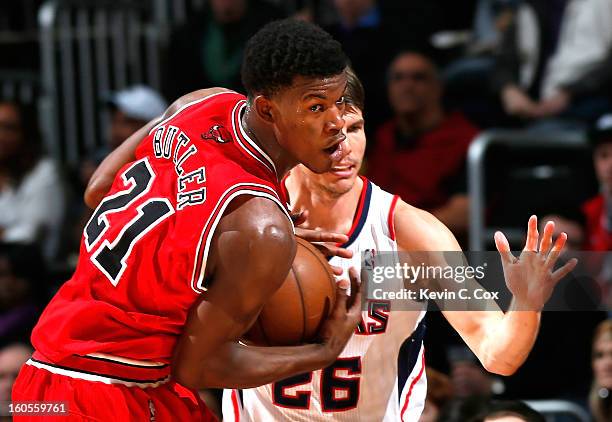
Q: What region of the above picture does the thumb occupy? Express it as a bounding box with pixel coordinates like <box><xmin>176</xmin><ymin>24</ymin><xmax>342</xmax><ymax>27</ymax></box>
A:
<box><xmin>334</xmin><ymin>278</ymin><xmax>349</xmax><ymax>313</ymax></box>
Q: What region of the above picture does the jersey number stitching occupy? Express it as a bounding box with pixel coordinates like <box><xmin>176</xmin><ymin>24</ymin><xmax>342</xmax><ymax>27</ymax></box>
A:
<box><xmin>84</xmin><ymin>159</ymin><xmax>175</xmax><ymax>286</ymax></box>
<box><xmin>272</xmin><ymin>357</ymin><xmax>362</xmax><ymax>412</ymax></box>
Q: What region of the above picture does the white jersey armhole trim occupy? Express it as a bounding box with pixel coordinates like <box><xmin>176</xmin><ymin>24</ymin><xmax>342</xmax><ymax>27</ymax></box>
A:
<box><xmin>387</xmin><ymin>195</ymin><xmax>400</xmax><ymax>241</ymax></box>
<box><xmin>190</xmin><ymin>183</ymin><xmax>293</xmax><ymax>293</ymax></box>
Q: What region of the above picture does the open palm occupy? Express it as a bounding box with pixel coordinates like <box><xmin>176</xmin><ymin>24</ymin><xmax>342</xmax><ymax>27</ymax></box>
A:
<box><xmin>494</xmin><ymin>215</ymin><xmax>578</xmax><ymax>310</ymax></box>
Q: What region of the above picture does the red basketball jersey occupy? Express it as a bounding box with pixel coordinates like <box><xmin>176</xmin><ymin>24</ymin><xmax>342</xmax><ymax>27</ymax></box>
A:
<box><xmin>31</xmin><ymin>91</ymin><xmax>290</xmax><ymax>372</ymax></box>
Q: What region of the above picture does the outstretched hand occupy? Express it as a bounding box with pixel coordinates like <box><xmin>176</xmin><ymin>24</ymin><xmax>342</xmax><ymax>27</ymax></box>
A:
<box><xmin>494</xmin><ymin>215</ymin><xmax>578</xmax><ymax>310</ymax></box>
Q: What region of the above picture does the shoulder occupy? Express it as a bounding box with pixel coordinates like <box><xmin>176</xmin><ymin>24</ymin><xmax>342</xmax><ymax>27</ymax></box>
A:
<box><xmin>210</xmin><ymin>195</ymin><xmax>296</xmax><ymax>273</ymax></box>
<box><xmin>393</xmin><ymin>199</ymin><xmax>461</xmax><ymax>251</ymax></box>
<box><xmin>164</xmin><ymin>88</ymin><xmax>240</xmax><ymax>118</ymax></box>
<box><xmin>204</xmin><ymin>195</ymin><xmax>296</xmax><ymax>296</ymax></box>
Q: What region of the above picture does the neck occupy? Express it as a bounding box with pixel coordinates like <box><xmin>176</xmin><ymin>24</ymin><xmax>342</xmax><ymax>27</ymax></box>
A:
<box><xmin>242</xmin><ymin>108</ymin><xmax>297</xmax><ymax>180</ymax></box>
<box><xmin>396</xmin><ymin>106</ymin><xmax>444</xmax><ymax>136</ymax></box>
<box><xmin>287</xmin><ymin>174</ymin><xmax>364</xmax><ymax>235</ymax></box>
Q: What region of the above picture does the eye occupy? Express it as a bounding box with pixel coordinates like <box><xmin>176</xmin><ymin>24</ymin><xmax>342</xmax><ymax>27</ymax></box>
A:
<box><xmin>310</xmin><ymin>104</ymin><xmax>324</xmax><ymax>112</ymax></box>
<box><xmin>347</xmin><ymin>124</ymin><xmax>361</xmax><ymax>133</ymax></box>
<box><xmin>336</xmin><ymin>96</ymin><xmax>345</xmax><ymax>105</ymax></box>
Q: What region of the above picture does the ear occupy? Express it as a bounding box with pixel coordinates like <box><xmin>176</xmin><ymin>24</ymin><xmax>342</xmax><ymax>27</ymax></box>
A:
<box><xmin>252</xmin><ymin>95</ymin><xmax>276</xmax><ymax>124</ymax></box>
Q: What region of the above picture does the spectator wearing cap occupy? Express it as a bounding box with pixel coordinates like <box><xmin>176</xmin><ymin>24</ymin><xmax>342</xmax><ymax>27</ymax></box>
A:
<box><xmin>583</xmin><ymin>114</ymin><xmax>612</xmax><ymax>251</ymax></box>
<box><xmin>106</xmin><ymin>85</ymin><xmax>167</xmax><ymax>152</ymax></box>
<box><xmin>80</xmin><ymin>85</ymin><xmax>167</xmax><ymax>186</ymax></box>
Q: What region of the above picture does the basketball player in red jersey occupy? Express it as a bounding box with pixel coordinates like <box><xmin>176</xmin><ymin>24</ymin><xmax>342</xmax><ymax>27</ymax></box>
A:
<box><xmin>12</xmin><ymin>20</ymin><xmax>363</xmax><ymax>421</ymax></box>
<box><xmin>222</xmin><ymin>69</ymin><xmax>579</xmax><ymax>421</ymax></box>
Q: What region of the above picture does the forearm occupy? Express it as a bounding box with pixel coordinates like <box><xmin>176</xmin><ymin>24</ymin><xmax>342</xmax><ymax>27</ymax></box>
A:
<box><xmin>479</xmin><ymin>304</ymin><xmax>540</xmax><ymax>375</ymax></box>
<box><xmin>174</xmin><ymin>341</ymin><xmax>331</xmax><ymax>389</ymax></box>
<box><xmin>84</xmin><ymin>118</ymin><xmax>159</xmax><ymax>208</ymax></box>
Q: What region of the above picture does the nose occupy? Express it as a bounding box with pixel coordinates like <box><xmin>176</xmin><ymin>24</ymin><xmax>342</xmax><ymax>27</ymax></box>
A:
<box><xmin>341</xmin><ymin>138</ymin><xmax>352</xmax><ymax>156</ymax></box>
<box><xmin>325</xmin><ymin>104</ymin><xmax>345</xmax><ymax>134</ymax></box>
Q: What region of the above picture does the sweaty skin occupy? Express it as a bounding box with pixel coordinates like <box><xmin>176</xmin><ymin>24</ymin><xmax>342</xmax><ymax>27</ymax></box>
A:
<box><xmin>84</xmin><ymin>85</ymin><xmax>363</xmax><ymax>389</ymax></box>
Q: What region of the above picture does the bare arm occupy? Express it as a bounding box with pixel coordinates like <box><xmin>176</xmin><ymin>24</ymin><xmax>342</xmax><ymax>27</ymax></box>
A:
<box><xmin>394</xmin><ymin>201</ymin><xmax>574</xmax><ymax>375</ymax></box>
<box><xmin>172</xmin><ymin>196</ymin><xmax>362</xmax><ymax>389</ymax></box>
<box><xmin>84</xmin><ymin>88</ymin><xmax>231</xmax><ymax>208</ymax></box>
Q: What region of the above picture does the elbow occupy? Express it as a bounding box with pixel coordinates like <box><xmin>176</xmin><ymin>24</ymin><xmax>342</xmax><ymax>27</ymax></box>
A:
<box><xmin>481</xmin><ymin>356</ymin><xmax>519</xmax><ymax>376</ymax></box>
<box><xmin>84</xmin><ymin>175</ymin><xmax>112</xmax><ymax>209</ymax></box>
<box><xmin>172</xmin><ymin>359</ymin><xmax>223</xmax><ymax>390</ymax></box>
<box><xmin>172</xmin><ymin>364</ymin><xmax>202</xmax><ymax>390</ymax></box>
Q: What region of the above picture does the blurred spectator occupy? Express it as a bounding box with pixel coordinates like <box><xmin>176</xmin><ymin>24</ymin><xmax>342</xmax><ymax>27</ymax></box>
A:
<box><xmin>540</xmin><ymin>212</ymin><xmax>585</xmax><ymax>251</ymax></box>
<box><xmin>493</xmin><ymin>0</ymin><xmax>612</xmax><ymax>130</ymax></box>
<box><xmin>105</xmin><ymin>85</ymin><xmax>167</xmax><ymax>152</ymax></box>
<box><xmin>472</xmin><ymin>400</ymin><xmax>545</xmax><ymax>422</ymax></box>
<box><xmin>368</xmin><ymin>51</ymin><xmax>478</xmax><ymax>237</ymax></box>
<box><xmin>80</xmin><ymin>85</ymin><xmax>167</xmax><ymax>186</ymax></box>
<box><xmin>0</xmin><ymin>100</ymin><xmax>64</xmax><ymax>262</ymax></box>
<box><xmin>442</xmin><ymin>0</ymin><xmax>518</xmax><ymax>127</ymax></box>
<box><xmin>0</xmin><ymin>343</ymin><xmax>32</xmax><ymax>406</ymax></box>
<box><xmin>583</xmin><ymin>114</ymin><xmax>612</xmax><ymax>251</ymax></box>
<box><xmin>163</xmin><ymin>0</ymin><xmax>285</xmax><ymax>99</ymax></box>
<box><xmin>322</xmin><ymin>0</ymin><xmax>397</xmax><ymax>131</ymax></box>
<box><xmin>590</xmin><ymin>319</ymin><xmax>612</xmax><ymax>422</ymax></box>
<box><xmin>419</xmin><ymin>368</ymin><xmax>454</xmax><ymax>422</ymax></box>
<box><xmin>448</xmin><ymin>345</ymin><xmax>504</xmax><ymax>399</ymax></box>
<box><xmin>0</xmin><ymin>243</ymin><xmax>45</xmax><ymax>348</ymax></box>
<box><xmin>438</xmin><ymin>396</ymin><xmax>490</xmax><ymax>422</ymax></box>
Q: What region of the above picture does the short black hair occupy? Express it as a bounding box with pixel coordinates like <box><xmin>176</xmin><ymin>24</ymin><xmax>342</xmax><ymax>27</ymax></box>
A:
<box><xmin>242</xmin><ymin>19</ymin><xmax>348</xmax><ymax>98</ymax></box>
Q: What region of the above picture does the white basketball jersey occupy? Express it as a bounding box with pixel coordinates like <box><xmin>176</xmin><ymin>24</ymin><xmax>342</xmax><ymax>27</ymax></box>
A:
<box><xmin>223</xmin><ymin>178</ymin><xmax>427</xmax><ymax>421</ymax></box>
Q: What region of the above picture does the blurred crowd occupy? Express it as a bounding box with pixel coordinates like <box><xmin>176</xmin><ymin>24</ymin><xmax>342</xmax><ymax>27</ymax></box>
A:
<box><xmin>1</xmin><ymin>0</ymin><xmax>612</xmax><ymax>421</ymax></box>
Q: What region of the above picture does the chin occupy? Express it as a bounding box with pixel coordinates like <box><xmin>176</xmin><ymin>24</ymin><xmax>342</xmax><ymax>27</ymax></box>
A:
<box><xmin>302</xmin><ymin>156</ymin><xmax>333</xmax><ymax>174</ymax></box>
<box><xmin>324</xmin><ymin>179</ymin><xmax>355</xmax><ymax>195</ymax></box>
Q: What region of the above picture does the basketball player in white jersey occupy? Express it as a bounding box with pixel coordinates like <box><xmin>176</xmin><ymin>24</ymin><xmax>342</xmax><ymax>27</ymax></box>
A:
<box><xmin>222</xmin><ymin>68</ymin><xmax>577</xmax><ymax>421</ymax></box>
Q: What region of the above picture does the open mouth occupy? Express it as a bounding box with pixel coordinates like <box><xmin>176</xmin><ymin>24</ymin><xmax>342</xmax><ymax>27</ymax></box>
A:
<box><xmin>324</xmin><ymin>144</ymin><xmax>339</xmax><ymax>154</ymax></box>
<box><xmin>329</xmin><ymin>164</ymin><xmax>355</xmax><ymax>178</ymax></box>
<box><xmin>323</xmin><ymin>135</ymin><xmax>347</xmax><ymax>162</ymax></box>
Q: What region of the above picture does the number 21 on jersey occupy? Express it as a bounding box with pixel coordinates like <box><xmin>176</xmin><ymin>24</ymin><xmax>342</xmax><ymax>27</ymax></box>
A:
<box><xmin>84</xmin><ymin>158</ymin><xmax>174</xmax><ymax>286</ymax></box>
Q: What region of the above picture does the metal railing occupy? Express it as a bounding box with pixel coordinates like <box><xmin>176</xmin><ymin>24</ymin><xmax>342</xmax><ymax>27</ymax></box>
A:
<box><xmin>467</xmin><ymin>130</ymin><xmax>588</xmax><ymax>251</ymax></box>
<box><xmin>37</xmin><ymin>0</ymin><xmax>301</xmax><ymax>167</ymax></box>
<box><xmin>38</xmin><ymin>0</ymin><xmax>162</xmax><ymax>167</ymax></box>
<box><xmin>0</xmin><ymin>70</ymin><xmax>39</xmax><ymax>104</ymax></box>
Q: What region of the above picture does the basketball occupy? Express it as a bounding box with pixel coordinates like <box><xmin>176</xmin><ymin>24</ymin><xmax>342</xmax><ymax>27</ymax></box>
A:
<box><xmin>245</xmin><ymin>237</ymin><xmax>337</xmax><ymax>346</ymax></box>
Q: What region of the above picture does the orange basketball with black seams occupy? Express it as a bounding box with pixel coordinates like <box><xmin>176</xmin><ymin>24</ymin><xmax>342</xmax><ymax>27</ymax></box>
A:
<box><xmin>245</xmin><ymin>237</ymin><xmax>337</xmax><ymax>346</ymax></box>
